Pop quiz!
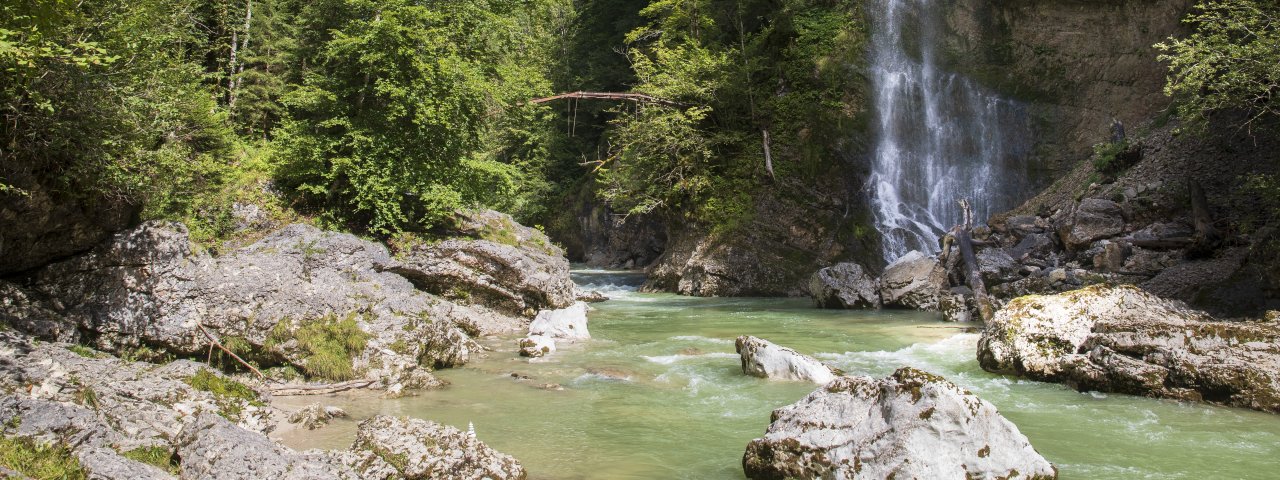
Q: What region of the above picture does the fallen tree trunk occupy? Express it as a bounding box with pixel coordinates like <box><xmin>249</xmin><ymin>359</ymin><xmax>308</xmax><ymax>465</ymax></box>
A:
<box><xmin>952</xmin><ymin>199</ymin><xmax>995</xmax><ymax>322</ymax></box>
<box><xmin>270</xmin><ymin>379</ymin><xmax>378</xmax><ymax>396</ymax></box>
<box><xmin>527</xmin><ymin>91</ymin><xmax>683</xmax><ymax>108</ymax></box>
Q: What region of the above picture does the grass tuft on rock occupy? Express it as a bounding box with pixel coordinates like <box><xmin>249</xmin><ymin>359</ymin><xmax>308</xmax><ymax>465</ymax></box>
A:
<box><xmin>271</xmin><ymin>313</ymin><xmax>371</xmax><ymax>381</ymax></box>
<box><xmin>121</xmin><ymin>446</ymin><xmax>180</xmax><ymax>475</ymax></box>
<box><xmin>0</xmin><ymin>436</ymin><xmax>87</xmax><ymax>480</ymax></box>
<box><xmin>184</xmin><ymin>368</ymin><xmax>261</xmax><ymax>419</ymax></box>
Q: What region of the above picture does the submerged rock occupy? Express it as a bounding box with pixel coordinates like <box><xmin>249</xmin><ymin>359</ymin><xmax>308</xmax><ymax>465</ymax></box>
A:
<box><xmin>735</xmin><ymin>336</ymin><xmax>841</xmax><ymax>384</ymax></box>
<box><xmin>352</xmin><ymin>415</ymin><xmax>527</xmax><ymax>480</ymax></box>
<box><xmin>742</xmin><ymin>367</ymin><xmax>1057</xmax><ymax>480</ymax></box>
<box><xmin>517</xmin><ymin>335</ymin><xmax>556</xmax><ymax>358</ymax></box>
<box><xmin>879</xmin><ymin>250</ymin><xmax>947</xmax><ymax>310</ymax></box>
<box><xmin>808</xmin><ymin>263</ymin><xmax>879</xmax><ymax>309</ymax></box>
<box><xmin>288</xmin><ymin>403</ymin><xmax>348</xmax><ymax>431</ymax></box>
<box><xmin>978</xmin><ymin>285</ymin><xmax>1280</xmax><ymax>413</ymax></box>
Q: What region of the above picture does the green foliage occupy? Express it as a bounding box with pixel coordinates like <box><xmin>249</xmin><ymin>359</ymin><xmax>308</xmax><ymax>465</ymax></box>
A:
<box><xmin>66</xmin><ymin>345</ymin><xmax>102</xmax><ymax>359</ymax></box>
<box><xmin>1091</xmin><ymin>140</ymin><xmax>1139</xmax><ymax>177</ymax></box>
<box><xmin>121</xmin><ymin>446</ymin><xmax>180</xmax><ymax>475</ymax></box>
<box><xmin>184</xmin><ymin>368</ymin><xmax>260</xmax><ymax>419</ymax></box>
<box><xmin>594</xmin><ymin>0</ymin><xmax>870</xmax><ymax>230</ymax></box>
<box><xmin>0</xmin><ymin>0</ymin><xmax>233</xmax><ymax>208</ymax></box>
<box><xmin>270</xmin><ymin>313</ymin><xmax>371</xmax><ymax>381</ymax></box>
<box><xmin>275</xmin><ymin>0</ymin><xmax>569</xmax><ymax>234</ymax></box>
<box><xmin>1156</xmin><ymin>0</ymin><xmax>1280</xmax><ymax>132</ymax></box>
<box><xmin>0</xmin><ymin>436</ymin><xmax>87</xmax><ymax>480</ymax></box>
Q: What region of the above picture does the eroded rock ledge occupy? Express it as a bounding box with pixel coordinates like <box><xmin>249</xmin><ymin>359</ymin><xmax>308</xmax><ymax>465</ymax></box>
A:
<box><xmin>743</xmin><ymin>367</ymin><xmax>1057</xmax><ymax>479</ymax></box>
<box><xmin>978</xmin><ymin>285</ymin><xmax>1280</xmax><ymax>413</ymax></box>
<box><xmin>1</xmin><ymin>210</ymin><xmax>575</xmax><ymax>390</ymax></box>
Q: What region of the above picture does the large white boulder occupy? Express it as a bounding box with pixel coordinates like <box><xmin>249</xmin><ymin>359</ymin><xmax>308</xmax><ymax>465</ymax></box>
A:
<box><xmin>528</xmin><ymin>302</ymin><xmax>590</xmax><ymax>340</ymax></box>
<box><xmin>735</xmin><ymin>336</ymin><xmax>841</xmax><ymax>384</ymax></box>
<box><xmin>743</xmin><ymin>367</ymin><xmax>1057</xmax><ymax>479</ymax></box>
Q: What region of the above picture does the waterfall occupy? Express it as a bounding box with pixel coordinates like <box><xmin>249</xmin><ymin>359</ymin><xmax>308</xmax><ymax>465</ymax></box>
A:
<box><xmin>867</xmin><ymin>0</ymin><xmax>1032</xmax><ymax>263</ymax></box>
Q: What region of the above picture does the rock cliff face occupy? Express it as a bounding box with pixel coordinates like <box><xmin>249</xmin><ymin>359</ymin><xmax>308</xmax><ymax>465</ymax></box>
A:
<box><xmin>940</xmin><ymin>0</ymin><xmax>1194</xmax><ymax>177</ymax></box>
<box><xmin>0</xmin><ymin>179</ymin><xmax>136</xmax><ymax>276</ymax></box>
<box><xmin>978</xmin><ymin>285</ymin><xmax>1280</xmax><ymax>413</ymax></box>
<box><xmin>743</xmin><ymin>367</ymin><xmax>1057</xmax><ymax>479</ymax></box>
<box><xmin>643</xmin><ymin>188</ymin><xmax>876</xmax><ymax>297</ymax></box>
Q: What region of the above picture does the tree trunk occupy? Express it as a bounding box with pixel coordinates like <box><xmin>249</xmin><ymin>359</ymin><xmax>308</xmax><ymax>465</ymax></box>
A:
<box><xmin>952</xmin><ymin>199</ymin><xmax>995</xmax><ymax>322</ymax></box>
<box><xmin>762</xmin><ymin>129</ymin><xmax>774</xmax><ymax>179</ymax></box>
<box><xmin>228</xmin><ymin>0</ymin><xmax>254</xmax><ymax>110</ymax></box>
<box><xmin>1188</xmin><ymin>180</ymin><xmax>1221</xmax><ymax>258</ymax></box>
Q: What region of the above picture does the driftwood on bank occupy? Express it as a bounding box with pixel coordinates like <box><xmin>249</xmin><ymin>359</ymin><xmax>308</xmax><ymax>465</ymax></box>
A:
<box><xmin>270</xmin><ymin>379</ymin><xmax>379</xmax><ymax>396</ymax></box>
<box><xmin>951</xmin><ymin>199</ymin><xmax>996</xmax><ymax>322</ymax></box>
<box><xmin>197</xmin><ymin>323</ymin><xmax>267</xmax><ymax>381</ymax></box>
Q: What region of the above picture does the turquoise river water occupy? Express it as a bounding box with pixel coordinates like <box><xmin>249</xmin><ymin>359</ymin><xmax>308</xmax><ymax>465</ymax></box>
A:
<box><xmin>276</xmin><ymin>269</ymin><xmax>1280</xmax><ymax>479</ymax></box>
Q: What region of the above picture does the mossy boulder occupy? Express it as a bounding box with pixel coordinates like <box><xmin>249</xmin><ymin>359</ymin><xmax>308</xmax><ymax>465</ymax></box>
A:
<box><xmin>978</xmin><ymin>285</ymin><xmax>1280</xmax><ymax>413</ymax></box>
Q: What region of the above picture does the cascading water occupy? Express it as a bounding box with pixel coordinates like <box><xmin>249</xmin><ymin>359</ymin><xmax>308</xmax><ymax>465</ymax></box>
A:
<box><xmin>867</xmin><ymin>0</ymin><xmax>1032</xmax><ymax>262</ymax></box>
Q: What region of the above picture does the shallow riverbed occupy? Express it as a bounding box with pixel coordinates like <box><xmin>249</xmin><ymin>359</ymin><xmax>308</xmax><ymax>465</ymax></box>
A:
<box><xmin>275</xmin><ymin>269</ymin><xmax>1280</xmax><ymax>479</ymax></box>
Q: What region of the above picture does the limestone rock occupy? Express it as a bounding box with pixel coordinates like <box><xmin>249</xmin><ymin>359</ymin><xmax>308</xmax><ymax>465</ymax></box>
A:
<box><xmin>743</xmin><ymin>368</ymin><xmax>1057</xmax><ymax>480</ymax></box>
<box><xmin>940</xmin><ymin>291</ymin><xmax>976</xmax><ymax>322</ymax></box>
<box><xmin>977</xmin><ymin>248</ymin><xmax>1021</xmax><ymax>285</ymax></box>
<box><xmin>808</xmin><ymin>263</ymin><xmax>879</xmax><ymax>309</ymax></box>
<box><xmin>288</xmin><ymin>403</ymin><xmax>348</xmax><ymax>431</ymax></box>
<box><xmin>76</xmin><ymin>447</ymin><xmax>175</xmax><ymax>480</ymax></box>
<box><xmin>0</xmin><ymin>177</ymin><xmax>135</xmax><ymax>276</ymax></box>
<box><xmin>978</xmin><ymin>285</ymin><xmax>1280</xmax><ymax>413</ymax></box>
<box><xmin>1059</xmin><ymin>199</ymin><xmax>1125</xmax><ymax>250</ymax></box>
<box><xmin>0</xmin><ymin>280</ymin><xmax>77</xmax><ymax>343</ymax></box>
<box><xmin>0</xmin><ymin>332</ymin><xmax>273</xmax><ymax>446</ymax></box>
<box><xmin>879</xmin><ymin>251</ymin><xmax>947</xmax><ymax>310</ymax></box>
<box><xmin>18</xmin><ymin>221</ymin><xmax>537</xmax><ymax>389</ymax></box>
<box><xmin>735</xmin><ymin>336</ymin><xmax>841</xmax><ymax>384</ymax></box>
<box><xmin>176</xmin><ymin>413</ymin><xmax>364</xmax><ymax>480</ymax></box>
<box><xmin>384</xmin><ymin>238</ymin><xmax>575</xmax><ymax>317</ymax></box>
<box><xmin>517</xmin><ymin>335</ymin><xmax>556</xmax><ymax>358</ymax></box>
<box><xmin>419</xmin><ymin>321</ymin><xmax>482</xmax><ymax>369</ymax></box>
<box><xmin>528</xmin><ymin>302</ymin><xmax>590</xmax><ymax>340</ymax></box>
<box><xmin>576</xmin><ymin>289</ymin><xmax>609</xmax><ymax>303</ymax></box>
<box><xmin>352</xmin><ymin>415</ymin><xmax>527</xmax><ymax>480</ymax></box>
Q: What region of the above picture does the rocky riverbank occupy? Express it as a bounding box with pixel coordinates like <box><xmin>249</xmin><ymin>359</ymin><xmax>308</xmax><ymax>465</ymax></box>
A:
<box><xmin>0</xmin><ymin>209</ymin><xmax>568</xmax><ymax>479</ymax></box>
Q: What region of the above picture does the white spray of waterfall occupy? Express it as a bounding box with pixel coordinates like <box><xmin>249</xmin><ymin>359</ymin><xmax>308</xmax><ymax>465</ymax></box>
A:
<box><xmin>867</xmin><ymin>0</ymin><xmax>1032</xmax><ymax>262</ymax></box>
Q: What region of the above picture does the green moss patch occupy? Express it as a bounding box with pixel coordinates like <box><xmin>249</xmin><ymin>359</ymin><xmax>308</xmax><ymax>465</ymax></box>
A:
<box><xmin>184</xmin><ymin>369</ymin><xmax>261</xmax><ymax>419</ymax></box>
<box><xmin>121</xmin><ymin>446</ymin><xmax>180</xmax><ymax>475</ymax></box>
<box><xmin>0</xmin><ymin>435</ymin><xmax>87</xmax><ymax>480</ymax></box>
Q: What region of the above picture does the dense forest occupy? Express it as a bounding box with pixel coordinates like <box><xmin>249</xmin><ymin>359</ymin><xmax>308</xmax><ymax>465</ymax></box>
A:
<box><xmin>2</xmin><ymin>0</ymin><xmax>1275</xmax><ymax>246</ymax></box>
<box><xmin>2</xmin><ymin>1</ymin><xmax>1280</xmax><ymax>478</ymax></box>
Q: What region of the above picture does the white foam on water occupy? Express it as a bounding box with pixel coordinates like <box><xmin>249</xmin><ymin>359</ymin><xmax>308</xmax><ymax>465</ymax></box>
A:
<box><xmin>571</xmin><ymin>372</ymin><xmax>633</xmax><ymax>384</ymax></box>
<box><xmin>642</xmin><ymin>352</ymin><xmax>739</xmax><ymax>365</ymax></box>
<box><xmin>668</xmin><ymin>335</ymin><xmax>734</xmax><ymax>345</ymax></box>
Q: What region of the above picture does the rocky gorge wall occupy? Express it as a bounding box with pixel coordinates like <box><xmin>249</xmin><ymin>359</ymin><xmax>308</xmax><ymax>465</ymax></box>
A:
<box><xmin>607</xmin><ymin>0</ymin><xmax>1200</xmax><ymax>297</ymax></box>
<box><xmin>939</xmin><ymin>0</ymin><xmax>1194</xmax><ymax>177</ymax></box>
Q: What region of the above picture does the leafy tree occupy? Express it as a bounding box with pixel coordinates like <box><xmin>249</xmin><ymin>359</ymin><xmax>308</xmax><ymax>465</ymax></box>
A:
<box><xmin>592</xmin><ymin>0</ymin><xmax>869</xmax><ymax>229</ymax></box>
<box><xmin>1157</xmin><ymin>0</ymin><xmax>1280</xmax><ymax>132</ymax></box>
<box><xmin>0</xmin><ymin>0</ymin><xmax>231</xmax><ymax>203</ymax></box>
<box><xmin>274</xmin><ymin>0</ymin><xmax>567</xmax><ymax>234</ymax></box>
